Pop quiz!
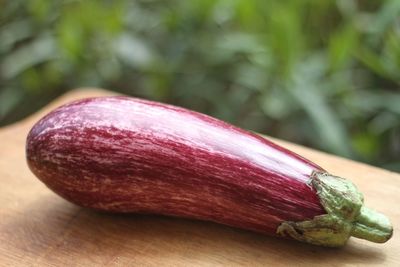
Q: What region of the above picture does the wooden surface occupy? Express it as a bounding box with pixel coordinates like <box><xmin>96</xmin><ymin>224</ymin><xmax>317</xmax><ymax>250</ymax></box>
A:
<box><xmin>0</xmin><ymin>88</ymin><xmax>399</xmax><ymax>267</ymax></box>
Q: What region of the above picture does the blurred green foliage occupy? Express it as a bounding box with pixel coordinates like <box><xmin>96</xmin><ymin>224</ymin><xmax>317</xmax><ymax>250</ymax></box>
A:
<box><xmin>1</xmin><ymin>0</ymin><xmax>399</xmax><ymax>170</ymax></box>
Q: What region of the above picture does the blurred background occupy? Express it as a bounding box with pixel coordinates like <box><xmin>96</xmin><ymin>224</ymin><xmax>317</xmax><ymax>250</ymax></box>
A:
<box><xmin>1</xmin><ymin>0</ymin><xmax>399</xmax><ymax>171</ymax></box>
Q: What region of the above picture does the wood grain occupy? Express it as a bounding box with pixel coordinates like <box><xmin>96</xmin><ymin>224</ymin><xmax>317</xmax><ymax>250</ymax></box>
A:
<box><xmin>0</xmin><ymin>88</ymin><xmax>399</xmax><ymax>266</ymax></box>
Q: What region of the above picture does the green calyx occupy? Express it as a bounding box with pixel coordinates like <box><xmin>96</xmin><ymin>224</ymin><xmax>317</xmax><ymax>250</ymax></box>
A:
<box><xmin>276</xmin><ymin>172</ymin><xmax>393</xmax><ymax>247</ymax></box>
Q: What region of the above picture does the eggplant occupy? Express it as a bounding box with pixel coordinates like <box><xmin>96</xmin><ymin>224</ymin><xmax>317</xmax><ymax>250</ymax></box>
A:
<box><xmin>26</xmin><ymin>96</ymin><xmax>393</xmax><ymax>247</ymax></box>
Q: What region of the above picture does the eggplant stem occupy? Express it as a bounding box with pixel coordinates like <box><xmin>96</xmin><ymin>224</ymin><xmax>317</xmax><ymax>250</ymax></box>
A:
<box><xmin>277</xmin><ymin>172</ymin><xmax>393</xmax><ymax>247</ymax></box>
<box><xmin>351</xmin><ymin>206</ymin><xmax>393</xmax><ymax>243</ymax></box>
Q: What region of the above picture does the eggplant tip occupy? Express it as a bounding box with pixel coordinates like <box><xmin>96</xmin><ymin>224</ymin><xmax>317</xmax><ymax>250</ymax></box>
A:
<box><xmin>277</xmin><ymin>172</ymin><xmax>393</xmax><ymax>247</ymax></box>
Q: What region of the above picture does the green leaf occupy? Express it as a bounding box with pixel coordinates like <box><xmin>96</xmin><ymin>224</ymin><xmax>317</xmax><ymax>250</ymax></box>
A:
<box><xmin>288</xmin><ymin>55</ymin><xmax>353</xmax><ymax>157</ymax></box>
<box><xmin>352</xmin><ymin>133</ymin><xmax>379</xmax><ymax>160</ymax></box>
<box><xmin>28</xmin><ymin>0</ymin><xmax>51</xmax><ymax>22</ymax></box>
<box><xmin>56</xmin><ymin>14</ymin><xmax>84</xmax><ymax>61</ymax></box>
<box><xmin>0</xmin><ymin>20</ymin><xmax>33</xmax><ymax>53</ymax></box>
<box><xmin>329</xmin><ymin>24</ymin><xmax>358</xmax><ymax>70</ymax></box>
<box><xmin>0</xmin><ymin>88</ymin><xmax>22</xmax><ymax>121</ymax></box>
<box><xmin>114</xmin><ymin>34</ymin><xmax>156</xmax><ymax>69</ymax></box>
<box><xmin>1</xmin><ymin>35</ymin><xmax>57</xmax><ymax>79</ymax></box>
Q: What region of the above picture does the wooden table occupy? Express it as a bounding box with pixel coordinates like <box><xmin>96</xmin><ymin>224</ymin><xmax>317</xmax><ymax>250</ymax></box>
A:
<box><xmin>0</xmin><ymin>88</ymin><xmax>399</xmax><ymax>266</ymax></box>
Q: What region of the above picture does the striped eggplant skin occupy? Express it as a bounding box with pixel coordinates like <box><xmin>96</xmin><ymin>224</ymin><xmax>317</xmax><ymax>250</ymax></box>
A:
<box><xmin>26</xmin><ymin>96</ymin><xmax>326</xmax><ymax>236</ymax></box>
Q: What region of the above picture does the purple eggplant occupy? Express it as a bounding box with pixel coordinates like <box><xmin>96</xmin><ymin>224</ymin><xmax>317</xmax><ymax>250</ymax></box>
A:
<box><xmin>26</xmin><ymin>96</ymin><xmax>393</xmax><ymax>247</ymax></box>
